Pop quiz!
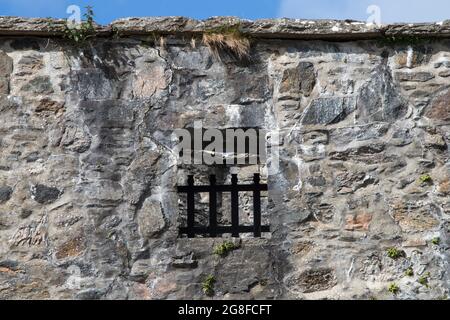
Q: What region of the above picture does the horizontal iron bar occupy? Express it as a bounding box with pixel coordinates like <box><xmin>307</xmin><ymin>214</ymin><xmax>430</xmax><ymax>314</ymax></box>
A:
<box><xmin>179</xmin><ymin>225</ymin><xmax>270</xmax><ymax>235</ymax></box>
<box><xmin>177</xmin><ymin>184</ymin><xmax>268</xmax><ymax>193</ymax></box>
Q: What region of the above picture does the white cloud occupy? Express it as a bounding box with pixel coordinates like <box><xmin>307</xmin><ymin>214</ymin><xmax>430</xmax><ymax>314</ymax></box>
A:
<box><xmin>278</xmin><ymin>0</ymin><xmax>450</xmax><ymax>23</ymax></box>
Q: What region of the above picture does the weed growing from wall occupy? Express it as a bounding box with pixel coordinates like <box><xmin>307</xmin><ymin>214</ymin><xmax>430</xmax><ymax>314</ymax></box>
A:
<box><xmin>202</xmin><ymin>275</ymin><xmax>216</xmax><ymax>296</ymax></box>
<box><xmin>202</xmin><ymin>24</ymin><xmax>251</xmax><ymax>61</ymax></box>
<box><xmin>213</xmin><ymin>241</ymin><xmax>238</xmax><ymax>257</ymax></box>
<box><xmin>388</xmin><ymin>283</ymin><xmax>400</xmax><ymax>295</ymax></box>
<box><xmin>63</xmin><ymin>6</ymin><xmax>96</xmax><ymax>45</ymax></box>
<box><xmin>387</xmin><ymin>247</ymin><xmax>404</xmax><ymax>260</ymax></box>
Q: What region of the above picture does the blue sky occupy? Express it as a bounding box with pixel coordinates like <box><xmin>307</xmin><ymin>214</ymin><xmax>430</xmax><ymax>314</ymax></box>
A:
<box><xmin>0</xmin><ymin>0</ymin><xmax>449</xmax><ymax>24</ymax></box>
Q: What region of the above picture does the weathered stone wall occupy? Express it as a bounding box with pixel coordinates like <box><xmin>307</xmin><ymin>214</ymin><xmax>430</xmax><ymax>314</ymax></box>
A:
<box><xmin>0</xmin><ymin>17</ymin><xmax>449</xmax><ymax>300</ymax></box>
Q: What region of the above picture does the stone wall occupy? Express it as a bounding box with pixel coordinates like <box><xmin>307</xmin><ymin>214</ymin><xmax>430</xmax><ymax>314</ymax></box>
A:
<box><xmin>0</xmin><ymin>17</ymin><xmax>449</xmax><ymax>300</ymax></box>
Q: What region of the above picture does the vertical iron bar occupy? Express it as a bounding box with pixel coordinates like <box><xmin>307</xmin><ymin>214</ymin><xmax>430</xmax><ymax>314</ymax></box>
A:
<box><xmin>231</xmin><ymin>174</ymin><xmax>239</xmax><ymax>237</ymax></box>
<box><xmin>209</xmin><ymin>175</ymin><xmax>217</xmax><ymax>238</ymax></box>
<box><xmin>253</xmin><ymin>173</ymin><xmax>261</xmax><ymax>237</ymax></box>
<box><xmin>187</xmin><ymin>175</ymin><xmax>195</xmax><ymax>238</ymax></box>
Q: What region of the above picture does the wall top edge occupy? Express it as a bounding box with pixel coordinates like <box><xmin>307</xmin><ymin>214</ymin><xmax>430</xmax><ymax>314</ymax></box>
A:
<box><xmin>0</xmin><ymin>16</ymin><xmax>449</xmax><ymax>40</ymax></box>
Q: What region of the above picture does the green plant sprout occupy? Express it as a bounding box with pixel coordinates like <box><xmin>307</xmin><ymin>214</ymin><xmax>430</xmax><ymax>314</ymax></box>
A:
<box><xmin>387</xmin><ymin>248</ymin><xmax>403</xmax><ymax>260</ymax></box>
<box><xmin>405</xmin><ymin>267</ymin><xmax>414</xmax><ymax>277</ymax></box>
<box><xmin>431</xmin><ymin>237</ymin><xmax>440</xmax><ymax>245</ymax></box>
<box><xmin>213</xmin><ymin>241</ymin><xmax>238</xmax><ymax>257</ymax></box>
<box><xmin>202</xmin><ymin>275</ymin><xmax>216</xmax><ymax>296</ymax></box>
<box><xmin>388</xmin><ymin>283</ymin><xmax>400</xmax><ymax>295</ymax></box>
<box><xmin>418</xmin><ymin>272</ymin><xmax>431</xmax><ymax>288</ymax></box>
<box><xmin>419</xmin><ymin>174</ymin><xmax>432</xmax><ymax>184</ymax></box>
